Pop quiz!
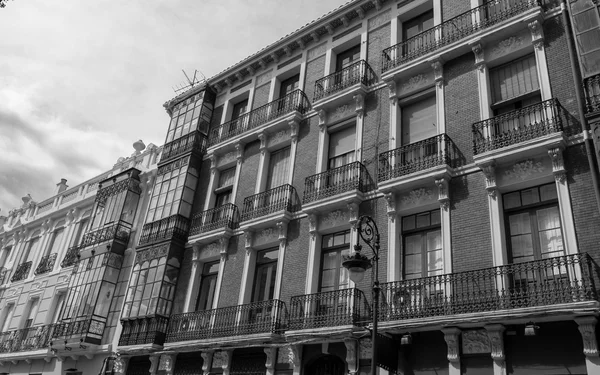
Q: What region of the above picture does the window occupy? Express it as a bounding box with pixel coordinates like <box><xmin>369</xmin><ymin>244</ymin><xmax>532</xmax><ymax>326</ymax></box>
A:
<box><xmin>401</xmin><ymin>95</ymin><xmax>437</xmax><ymax>145</ymax></box>
<box><xmin>403</xmin><ymin>10</ymin><xmax>434</xmax><ymax>57</ymax></box>
<box><xmin>328</xmin><ymin>125</ymin><xmax>356</xmax><ymax>169</ymax></box>
<box><xmin>336</xmin><ymin>45</ymin><xmax>361</xmax><ymax>72</ymax></box>
<box><xmin>72</xmin><ymin>217</ymin><xmax>89</xmax><ymax>247</ymax></box>
<box><xmin>50</xmin><ymin>293</ymin><xmax>66</xmax><ymax>324</ymax></box>
<box><xmin>0</xmin><ymin>246</ymin><xmax>12</xmax><ymax>269</ymax></box>
<box><xmin>279</xmin><ymin>74</ymin><xmax>300</xmax><ymax>99</ymax></box>
<box><xmin>214</xmin><ymin>167</ymin><xmax>236</xmax><ymax>207</ymax></box>
<box><xmin>22</xmin><ymin>235</ymin><xmax>40</xmax><ymax>264</ymax></box>
<box><xmin>569</xmin><ymin>0</ymin><xmax>600</xmax><ymax>77</ymax></box>
<box><xmin>23</xmin><ymin>298</ymin><xmax>39</xmax><ymax>328</ymax></box>
<box><xmin>319</xmin><ymin>231</ymin><xmax>351</xmax><ymax>292</ymax></box>
<box><xmin>1</xmin><ymin>303</ymin><xmax>15</xmax><ymax>332</ymax></box>
<box><xmin>266</xmin><ymin>147</ymin><xmax>291</xmax><ymax>191</ymax></box>
<box><xmin>195</xmin><ymin>261</ymin><xmax>219</xmax><ymax>311</ymax></box>
<box><xmin>336</xmin><ymin>45</ymin><xmax>361</xmax><ymax>86</ymax></box>
<box><xmin>229</xmin><ymin>99</ymin><xmax>249</xmax><ymax>134</ymax></box>
<box><xmin>503</xmin><ymin>184</ymin><xmax>564</xmax><ymax>264</ymax></box>
<box><xmin>46</xmin><ymin>226</ymin><xmax>65</xmax><ymax>257</ymax></box>
<box><xmin>402</xmin><ymin>210</ymin><xmax>442</xmax><ymax>280</ymax></box>
<box><xmin>252</xmin><ymin>248</ymin><xmax>278</xmax><ymax>302</ymax></box>
<box><xmin>489</xmin><ymin>54</ymin><xmax>542</xmax><ymax>132</ymax></box>
<box><xmin>166</xmin><ymin>93</ymin><xmax>214</xmax><ymax>143</ymax></box>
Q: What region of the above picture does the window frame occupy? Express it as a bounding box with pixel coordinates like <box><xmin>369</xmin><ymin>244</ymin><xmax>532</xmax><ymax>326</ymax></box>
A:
<box><xmin>401</xmin><ymin>209</ymin><xmax>443</xmax><ymax>280</ymax></box>
<box><xmin>318</xmin><ymin>230</ymin><xmax>352</xmax><ymax>293</ymax></box>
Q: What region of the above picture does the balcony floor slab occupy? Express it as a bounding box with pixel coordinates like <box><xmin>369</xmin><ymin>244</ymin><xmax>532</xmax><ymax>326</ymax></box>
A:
<box><xmin>379</xmin><ymin>165</ymin><xmax>453</xmax><ymax>195</ymax></box>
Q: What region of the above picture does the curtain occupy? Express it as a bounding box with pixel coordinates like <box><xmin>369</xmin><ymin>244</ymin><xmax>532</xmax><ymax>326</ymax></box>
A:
<box><xmin>266</xmin><ymin>146</ymin><xmax>291</xmax><ymax>190</ymax></box>
<box><xmin>401</xmin><ymin>95</ymin><xmax>437</xmax><ymax>145</ymax></box>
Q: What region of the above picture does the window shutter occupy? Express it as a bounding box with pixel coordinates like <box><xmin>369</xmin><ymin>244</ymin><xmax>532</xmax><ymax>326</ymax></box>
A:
<box><xmin>490</xmin><ymin>54</ymin><xmax>539</xmax><ymax>104</ymax></box>
<box><xmin>401</xmin><ymin>95</ymin><xmax>437</xmax><ymax>145</ymax></box>
<box><xmin>329</xmin><ymin>125</ymin><xmax>356</xmax><ymax>158</ymax></box>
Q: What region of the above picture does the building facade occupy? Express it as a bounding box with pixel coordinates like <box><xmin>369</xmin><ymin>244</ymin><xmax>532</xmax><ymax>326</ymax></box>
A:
<box><xmin>0</xmin><ymin>142</ymin><xmax>161</xmax><ymax>375</ymax></box>
<box><xmin>3</xmin><ymin>0</ymin><xmax>600</xmax><ymax>374</ymax></box>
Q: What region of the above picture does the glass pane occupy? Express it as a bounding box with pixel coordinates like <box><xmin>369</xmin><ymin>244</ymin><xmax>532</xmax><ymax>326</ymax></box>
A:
<box><xmin>431</xmin><ymin>210</ymin><xmax>441</xmax><ymax>225</ymax></box>
<box><xmin>509</xmin><ymin>213</ymin><xmax>531</xmax><ymax>234</ymax></box>
<box><xmin>416</xmin><ymin>213</ymin><xmax>430</xmax><ymax>228</ymax></box>
<box><xmin>402</xmin><ymin>216</ymin><xmax>415</xmax><ymax>231</ymax></box>
<box><xmin>521</xmin><ymin>188</ymin><xmax>540</xmax><ymax>206</ymax></box>
<box><xmin>322</xmin><ymin>251</ymin><xmax>338</xmax><ymax>269</ymax></box>
<box><xmin>404</xmin><ymin>234</ymin><xmax>421</xmax><ymax>255</ymax></box>
<box><xmin>405</xmin><ymin>254</ymin><xmax>421</xmax><ymax>278</ymax></box>
<box><xmin>503</xmin><ymin>192</ymin><xmax>521</xmax><ymax>209</ymax></box>
<box><xmin>540</xmin><ymin>184</ymin><xmax>558</xmax><ymax>202</ymax></box>
<box><xmin>511</xmin><ymin>235</ymin><xmax>534</xmax><ymax>261</ymax></box>
<box><xmin>321</xmin><ymin>269</ymin><xmax>335</xmax><ymax>288</ymax></box>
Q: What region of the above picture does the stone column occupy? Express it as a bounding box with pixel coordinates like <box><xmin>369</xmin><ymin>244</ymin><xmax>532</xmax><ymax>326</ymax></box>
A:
<box><xmin>264</xmin><ymin>347</ymin><xmax>277</xmax><ymax>375</ymax></box>
<box><xmin>149</xmin><ymin>355</ymin><xmax>160</xmax><ymax>375</ymax></box>
<box><xmin>201</xmin><ymin>351</ymin><xmax>214</xmax><ymax>375</ymax></box>
<box><xmin>576</xmin><ymin>316</ymin><xmax>600</xmax><ymax>375</ymax></box>
<box><xmin>485</xmin><ymin>324</ymin><xmax>506</xmax><ymax>375</ymax></box>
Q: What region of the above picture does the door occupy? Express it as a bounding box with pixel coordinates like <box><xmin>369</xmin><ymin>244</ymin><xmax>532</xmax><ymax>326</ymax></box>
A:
<box><xmin>249</xmin><ymin>249</ymin><xmax>278</xmax><ymax>330</ymax></box>
<box><xmin>403</xmin><ymin>10</ymin><xmax>434</xmax><ymax>59</ymax></box>
<box><xmin>335</xmin><ymin>45</ymin><xmax>361</xmax><ymax>88</ymax></box>
<box><xmin>229</xmin><ymin>99</ymin><xmax>249</xmax><ymax>135</ymax></box>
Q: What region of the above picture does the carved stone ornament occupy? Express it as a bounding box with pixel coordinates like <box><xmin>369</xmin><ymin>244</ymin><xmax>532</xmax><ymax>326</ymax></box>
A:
<box><xmin>325</xmin><ymin>24</ymin><xmax>334</xmax><ymax>35</ymax></box>
<box><xmin>259</xmin><ymin>60</ymin><xmax>268</xmax><ymax>70</ymax></box>
<box><xmin>289</xmin><ymin>120</ymin><xmax>299</xmax><ymax>142</ymax></box>
<box><xmin>41</xmin><ymin>219</ymin><xmax>51</xmax><ymax>234</ymax></box>
<box><xmin>244</xmin><ymin>230</ymin><xmax>254</xmax><ymax>253</ymax></box>
<box><xmin>277</xmin><ymin>221</ymin><xmax>288</xmax><ymax>242</ymax></box>
<box><xmin>504</xmin><ymin>159</ymin><xmax>545</xmax><ymax>181</ymax></box>
<box><xmin>527</xmin><ymin>19</ymin><xmax>544</xmax><ymax>49</ymax></box>
<box><xmin>576</xmin><ymin>316</ymin><xmax>599</xmax><ymax>357</ymax></box>
<box><xmin>356</xmin><ymin>7</ymin><xmax>365</xmax><ymax>19</ymax></box>
<box><xmin>65</xmin><ymin>209</ymin><xmax>77</xmax><ymax>225</ymax></box>
<box><xmin>235</xmin><ymin>143</ymin><xmax>244</xmax><ymax>162</ymax></box>
<box><xmin>257</xmin><ymin>227</ymin><xmax>278</xmax><ymax>244</ymax></box>
<box><xmin>344</xmin><ymin>339</ymin><xmax>358</xmax><ymax>374</ymax></box>
<box><xmin>401</xmin><ymin>188</ymin><xmax>434</xmax><ymax>207</ymax></box>
<box><xmin>113</xmin><ymin>357</ymin><xmax>127</xmax><ymax>374</ymax></box>
<box><xmin>431</xmin><ymin>59</ymin><xmax>444</xmax><ymax>88</ymax></box>
<box><xmin>442</xmin><ymin>327</ymin><xmax>461</xmax><ymax>363</ymax></box>
<box><xmin>373</xmin><ymin>0</ymin><xmax>382</xmax><ymax>10</ymax></box>
<box><xmin>347</xmin><ymin>202</ymin><xmax>359</xmax><ymax>224</ymax></box>
<box><xmin>318</xmin><ymin>109</ymin><xmax>327</xmax><ymax>130</ymax></box>
<box><xmin>387</xmin><ymin>80</ymin><xmax>397</xmax><ymax>105</ymax></box>
<box><xmin>471</xmin><ymin>42</ymin><xmax>485</xmax><ymax>72</ymax></box>
<box><xmin>548</xmin><ymin>147</ymin><xmax>566</xmax><ymax>183</ymax></box>
<box><xmin>258</xmin><ymin>132</ymin><xmax>267</xmax><ymax>156</ymax></box>
<box><xmin>485</xmin><ymin>324</ymin><xmax>506</xmax><ymax>360</ymax></box>
<box><xmin>462</xmin><ymin>329</ymin><xmax>491</xmax><ymax>354</ymax></box>
<box><xmin>264</xmin><ymin>347</ymin><xmax>277</xmax><ymax>369</ymax></box>
<box><xmin>247</xmin><ymin>65</ymin><xmax>255</xmax><ymax>76</ymax></box>
<box><xmin>354</xmin><ymin>93</ymin><xmax>365</xmax><ymax>117</ymax></box>
<box><xmin>201</xmin><ymin>351</ymin><xmax>214</xmax><ymax>373</ymax></box>
<box><xmin>492</xmin><ymin>36</ymin><xmax>524</xmax><ymax>57</ymax></box>
<box><xmin>212</xmin><ymin>351</ymin><xmax>225</xmax><ymax>369</ymax></box>
<box><xmin>322</xmin><ymin>209</ymin><xmax>348</xmax><ymax>228</ymax></box>
<box><xmin>435</xmin><ymin>177</ymin><xmax>450</xmax><ymax>210</ymax></box>
<box><xmin>149</xmin><ymin>355</ymin><xmax>160</xmax><ymax>375</ymax></box>
<box><xmin>308</xmin><ymin>214</ymin><xmax>318</xmax><ymax>238</ymax></box>
<box><xmin>480</xmin><ymin>161</ymin><xmax>497</xmax><ymax>198</ymax></box>
<box><xmin>269</xmin><ymin>129</ymin><xmax>289</xmax><ymax>147</ymax></box>
<box><xmin>359</xmin><ymin>338</ymin><xmax>372</xmax><ymax>359</ymax></box>
<box><xmin>159</xmin><ymin>354</ymin><xmax>175</xmax><ymax>374</ymax></box>
<box><xmin>329</xmin><ymin>104</ymin><xmax>353</xmax><ymax>123</ymax></box>
<box><xmin>270</xmin><ymin>52</ymin><xmax>280</xmax><ymax>63</ymax></box>
<box><xmin>341</xmin><ymin>15</ymin><xmax>350</xmax><ymax>27</ymax></box>
<box><xmin>135</xmin><ymin>244</ymin><xmax>169</xmax><ymax>265</ymax></box>
<box><xmin>297</xmin><ymin>38</ymin><xmax>306</xmax><ymax>49</ymax></box>
<box><xmin>219</xmin><ymin>151</ymin><xmax>236</xmax><ymax>167</ymax></box>
<box><xmin>284</xmin><ymin>46</ymin><xmax>292</xmax><ymax>57</ymax></box>
<box><xmin>290</xmin><ymin>345</ymin><xmax>302</xmax><ymax>367</ymax></box>
<box><xmin>402</xmin><ymin>74</ymin><xmax>427</xmax><ymax>92</ymax></box>
<box><xmin>225</xmin><ymin>78</ymin><xmax>233</xmax><ymax>87</ymax></box>
<box><xmin>385</xmin><ymin>192</ymin><xmax>396</xmax><ymax>220</ymax></box>
<box><xmin>310</xmin><ymin>32</ymin><xmax>321</xmax><ymax>44</ymax></box>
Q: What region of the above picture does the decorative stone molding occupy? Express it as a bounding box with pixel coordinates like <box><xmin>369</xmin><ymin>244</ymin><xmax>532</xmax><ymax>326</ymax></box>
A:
<box><xmin>159</xmin><ymin>354</ymin><xmax>176</xmax><ymax>375</ymax></box>
<box><xmin>435</xmin><ymin>177</ymin><xmax>450</xmax><ymax>210</ymax></box>
<box><xmin>264</xmin><ymin>347</ymin><xmax>277</xmax><ymax>369</ymax></box>
<box><xmin>258</xmin><ymin>132</ymin><xmax>267</xmax><ymax>156</ymax></box>
<box><xmin>308</xmin><ymin>214</ymin><xmax>318</xmax><ymax>239</ymax></box>
<box><xmin>209</xmin><ymin>153</ymin><xmax>218</xmax><ymax>175</ymax></box>
<box><xmin>548</xmin><ymin>147</ymin><xmax>566</xmax><ymax>183</ymax></box>
<box><xmin>270</xmin><ymin>52</ymin><xmax>280</xmax><ymax>63</ymax></box>
<box><xmin>344</xmin><ymin>339</ymin><xmax>358</xmax><ymax>374</ymax></box>
<box><xmin>284</xmin><ymin>46</ymin><xmax>292</xmax><ymax>57</ymax></box>
<box><xmin>289</xmin><ymin>120</ymin><xmax>299</xmax><ymax>142</ymax></box>
<box><xmin>297</xmin><ymin>38</ymin><xmax>306</xmax><ymax>50</ymax></box>
<box><xmin>442</xmin><ymin>327</ymin><xmax>461</xmax><ymax>363</ymax></box>
<box><xmin>576</xmin><ymin>316</ymin><xmax>599</xmax><ymax>357</ymax></box>
<box><xmin>471</xmin><ymin>42</ymin><xmax>485</xmax><ymax>72</ymax></box>
<box><xmin>402</xmin><ymin>74</ymin><xmax>427</xmax><ymax>92</ymax></box>
<box><xmin>347</xmin><ymin>202</ymin><xmax>359</xmax><ymax>225</ymax></box>
<box><xmin>356</xmin><ymin>7</ymin><xmax>365</xmax><ymax>19</ymax></box>
<box><xmin>480</xmin><ymin>161</ymin><xmax>497</xmax><ymax>198</ymax></box>
<box><xmin>504</xmin><ymin>159</ymin><xmax>545</xmax><ymax>181</ymax></box>
<box><xmin>527</xmin><ymin>19</ymin><xmax>544</xmax><ymax>49</ymax></box>
<box><xmin>354</xmin><ymin>93</ymin><xmax>365</xmax><ymax>117</ymax></box>
<box><xmin>387</xmin><ymin>80</ymin><xmax>397</xmax><ymax>105</ymax></box>
<box><xmin>329</xmin><ymin>104</ymin><xmax>354</xmax><ymax>123</ymax></box>
<box><xmin>373</xmin><ymin>0</ymin><xmax>382</xmax><ymax>10</ymax></box>
<box><xmin>225</xmin><ymin>78</ymin><xmax>233</xmax><ymax>87</ymax></box>
<box><xmin>247</xmin><ymin>66</ymin><xmax>255</xmax><ymax>76</ymax></box>
<box><xmin>149</xmin><ymin>355</ymin><xmax>160</xmax><ymax>375</ymax></box>
<box><xmin>41</xmin><ymin>219</ymin><xmax>51</xmax><ymax>234</ymax></box>
<box><xmin>65</xmin><ymin>208</ymin><xmax>78</xmax><ymax>226</ymax></box>
<box><xmin>235</xmin><ymin>143</ymin><xmax>244</xmax><ymax>162</ymax></box>
<box><xmin>341</xmin><ymin>15</ymin><xmax>350</xmax><ymax>27</ymax></box>
<box><xmin>401</xmin><ymin>188</ymin><xmax>434</xmax><ymax>207</ymax></box>
<box><xmin>492</xmin><ymin>36</ymin><xmax>524</xmax><ymax>57</ymax></box>
<box><xmin>277</xmin><ymin>221</ymin><xmax>288</xmax><ymax>243</ymax></box>
<box><xmin>318</xmin><ymin>109</ymin><xmax>327</xmax><ymax>130</ymax></box>
<box><xmin>268</xmin><ymin>129</ymin><xmax>289</xmax><ymax>148</ymax></box>
<box><xmin>201</xmin><ymin>351</ymin><xmax>214</xmax><ymax>375</ymax></box>
<box><xmin>325</xmin><ymin>24</ymin><xmax>334</xmax><ymax>35</ymax></box>
<box><xmin>259</xmin><ymin>60</ymin><xmax>268</xmax><ymax>70</ymax></box>
<box><xmin>310</xmin><ymin>32</ymin><xmax>320</xmax><ymax>43</ymax></box>
<box><xmin>431</xmin><ymin>59</ymin><xmax>444</xmax><ymax>88</ymax></box>
<box><xmin>485</xmin><ymin>324</ymin><xmax>506</xmax><ymax>361</ymax></box>
<box><xmin>290</xmin><ymin>344</ymin><xmax>302</xmax><ymax>367</ymax></box>
<box><xmin>384</xmin><ymin>192</ymin><xmax>396</xmax><ymax>221</ymax></box>
<box><xmin>235</xmin><ymin>72</ymin><xmax>244</xmax><ymax>82</ymax></box>
<box><xmin>113</xmin><ymin>356</ymin><xmax>128</xmax><ymax>374</ymax></box>
<box><xmin>462</xmin><ymin>329</ymin><xmax>491</xmax><ymax>354</ymax></box>
<box><xmin>321</xmin><ymin>209</ymin><xmax>348</xmax><ymax>228</ymax></box>
<box><xmin>244</xmin><ymin>230</ymin><xmax>254</xmax><ymax>253</ymax></box>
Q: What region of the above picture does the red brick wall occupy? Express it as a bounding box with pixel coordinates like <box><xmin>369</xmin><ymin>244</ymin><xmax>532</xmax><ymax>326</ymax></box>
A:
<box><xmin>445</xmin><ymin>53</ymin><xmax>480</xmax><ymax>163</ymax></box>
<box><xmin>303</xmin><ymin>55</ymin><xmax>326</xmax><ymax>102</ymax></box>
<box><xmin>367</xmin><ymin>23</ymin><xmax>391</xmax><ymax>76</ymax></box>
<box><xmin>358</xmin><ymin>198</ymin><xmax>389</xmax><ymax>290</ymax></box>
<box><xmin>252</xmin><ymin>83</ymin><xmax>271</xmax><ymax>109</ymax></box>
<box><xmin>292</xmin><ymin>118</ymin><xmax>319</xmax><ymax>197</ymax></box>
<box><xmin>217</xmin><ymin>236</ymin><xmax>244</xmax><ymax>307</ymax></box>
<box><xmin>278</xmin><ymin>219</ymin><xmax>308</xmax><ymax>305</ymax></box>
<box><xmin>450</xmin><ymin>171</ymin><xmax>494</xmax><ymax>272</ymax></box>
<box><xmin>234</xmin><ymin>140</ymin><xmax>260</xmax><ymax>206</ymax></box>
<box><xmin>442</xmin><ymin>0</ymin><xmax>471</xmax><ymax>21</ymax></box>
<box><xmin>362</xmin><ymin>87</ymin><xmax>390</xmax><ymax>182</ymax></box>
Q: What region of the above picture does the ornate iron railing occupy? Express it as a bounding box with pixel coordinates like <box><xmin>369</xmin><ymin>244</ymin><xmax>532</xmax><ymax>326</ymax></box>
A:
<box><xmin>378</xmin><ymin>134</ymin><xmax>458</xmax><ymax>182</ymax></box>
<box><xmin>288</xmin><ymin>288</ymin><xmax>370</xmax><ymax>330</ymax></box>
<box><xmin>473</xmin><ymin>98</ymin><xmax>564</xmax><ymax>155</ymax></box>
<box><xmin>379</xmin><ymin>253</ymin><xmax>598</xmax><ymax>321</ymax></box>
<box><xmin>161</xmin><ymin>131</ymin><xmax>207</xmax><ymax>163</ymax></box>
<box><xmin>10</xmin><ymin>261</ymin><xmax>32</xmax><ymax>282</ymax></box>
<box><xmin>241</xmin><ymin>184</ymin><xmax>300</xmax><ymax>222</ymax></box>
<box><xmin>208</xmin><ymin>89</ymin><xmax>310</xmax><ymax>146</ymax></box>
<box><xmin>0</xmin><ymin>324</ymin><xmax>54</xmax><ymax>353</ymax></box>
<box><xmin>166</xmin><ymin>299</ymin><xmax>287</xmax><ymax>343</ymax></box>
<box><xmin>80</xmin><ymin>220</ymin><xmax>132</xmax><ymax>248</ymax></box>
<box><xmin>34</xmin><ymin>253</ymin><xmax>57</xmax><ymax>275</ymax></box>
<box><xmin>382</xmin><ymin>0</ymin><xmax>539</xmax><ymax>72</ymax></box>
<box><xmin>96</xmin><ymin>177</ymin><xmax>141</xmax><ymax>204</ymax></box>
<box><xmin>584</xmin><ymin>73</ymin><xmax>600</xmax><ymax>115</ymax></box>
<box><xmin>189</xmin><ymin>203</ymin><xmax>239</xmax><ymax>236</ymax></box>
<box><xmin>0</xmin><ymin>267</ymin><xmax>8</xmax><ymax>285</ymax></box>
<box><xmin>138</xmin><ymin>214</ymin><xmax>190</xmax><ymax>246</ymax></box>
<box><xmin>119</xmin><ymin>315</ymin><xmax>169</xmax><ymax>346</ymax></box>
<box><xmin>303</xmin><ymin>161</ymin><xmax>372</xmax><ymax>204</ymax></box>
<box><xmin>61</xmin><ymin>246</ymin><xmax>80</xmax><ymax>268</ymax></box>
<box><xmin>52</xmin><ymin>319</ymin><xmax>91</xmax><ymax>339</ymax></box>
<box><xmin>314</xmin><ymin>60</ymin><xmax>377</xmax><ymax>101</ymax></box>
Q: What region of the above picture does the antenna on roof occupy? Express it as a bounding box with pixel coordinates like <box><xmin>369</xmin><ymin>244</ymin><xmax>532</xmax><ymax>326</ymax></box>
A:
<box><xmin>172</xmin><ymin>69</ymin><xmax>207</xmax><ymax>94</ymax></box>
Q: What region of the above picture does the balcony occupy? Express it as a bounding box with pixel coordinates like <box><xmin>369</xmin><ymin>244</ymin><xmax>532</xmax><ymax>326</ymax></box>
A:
<box><xmin>81</xmin><ymin>220</ymin><xmax>132</xmax><ymax>249</ymax></box>
<box><xmin>208</xmin><ymin>89</ymin><xmax>310</xmax><ymax>148</ymax></box>
<box><xmin>160</xmin><ymin>131</ymin><xmax>207</xmax><ymax>165</ymax></box>
<box><xmin>382</xmin><ymin>0</ymin><xmax>540</xmax><ymax>77</ymax></box>
<box><xmin>60</xmin><ymin>246</ymin><xmax>80</xmax><ymax>268</ymax></box>
<box><xmin>10</xmin><ymin>261</ymin><xmax>32</xmax><ymax>282</ymax></box>
<box><xmin>188</xmin><ymin>203</ymin><xmax>239</xmax><ymax>243</ymax></box>
<box><xmin>165</xmin><ymin>299</ymin><xmax>286</xmax><ymax>345</ymax></box>
<box><xmin>302</xmin><ymin>162</ymin><xmax>373</xmax><ymax>213</ymax></box>
<box><xmin>0</xmin><ymin>324</ymin><xmax>54</xmax><ymax>354</ymax></box>
<box><xmin>52</xmin><ymin>316</ymin><xmax>106</xmax><ymax>346</ymax></box>
<box><xmin>288</xmin><ymin>288</ymin><xmax>370</xmax><ymax>332</ymax></box>
<box><xmin>313</xmin><ymin>60</ymin><xmax>377</xmax><ymax>111</ymax></box>
<box><xmin>240</xmin><ymin>185</ymin><xmax>300</xmax><ymax>228</ymax></box>
<box><xmin>473</xmin><ymin>99</ymin><xmax>567</xmax><ymax>162</ymax></box>
<box><xmin>34</xmin><ymin>253</ymin><xmax>57</xmax><ymax>275</ymax></box>
<box><xmin>378</xmin><ymin>134</ymin><xmax>459</xmax><ymax>192</ymax></box>
<box><xmin>138</xmin><ymin>214</ymin><xmax>190</xmax><ymax>246</ymax></box>
<box><xmin>378</xmin><ymin>253</ymin><xmax>599</xmax><ymax>325</ymax></box>
<box><xmin>584</xmin><ymin>73</ymin><xmax>600</xmax><ymax>116</ymax></box>
<box><xmin>118</xmin><ymin>315</ymin><xmax>169</xmax><ymax>347</ymax></box>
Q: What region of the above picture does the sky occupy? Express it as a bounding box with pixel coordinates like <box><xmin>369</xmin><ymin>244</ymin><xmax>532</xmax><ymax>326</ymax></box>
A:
<box><xmin>0</xmin><ymin>0</ymin><xmax>349</xmax><ymax>214</ymax></box>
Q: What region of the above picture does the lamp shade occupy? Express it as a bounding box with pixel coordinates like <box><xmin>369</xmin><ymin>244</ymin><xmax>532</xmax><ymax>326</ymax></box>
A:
<box><xmin>342</xmin><ymin>252</ymin><xmax>371</xmax><ymax>284</ymax></box>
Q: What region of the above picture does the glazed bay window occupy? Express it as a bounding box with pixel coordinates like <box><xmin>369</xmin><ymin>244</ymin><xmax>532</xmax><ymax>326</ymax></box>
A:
<box><xmin>195</xmin><ymin>261</ymin><xmax>219</xmax><ymax>311</ymax></box>
<box><xmin>402</xmin><ymin>210</ymin><xmax>443</xmax><ymax>280</ymax></box>
<box><xmin>166</xmin><ymin>92</ymin><xmax>214</xmax><ymax>143</ymax></box>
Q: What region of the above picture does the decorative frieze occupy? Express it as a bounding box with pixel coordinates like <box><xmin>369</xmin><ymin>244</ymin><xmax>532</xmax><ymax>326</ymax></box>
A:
<box><xmin>400</xmin><ymin>187</ymin><xmax>435</xmax><ymax>208</ymax></box>
<box><xmin>135</xmin><ymin>244</ymin><xmax>169</xmax><ymax>265</ymax></box>
<box><xmin>504</xmin><ymin>159</ymin><xmax>545</xmax><ymax>181</ymax></box>
<box><xmin>321</xmin><ymin>209</ymin><xmax>348</xmax><ymax>229</ymax></box>
<box><xmin>492</xmin><ymin>36</ymin><xmax>524</xmax><ymax>57</ymax></box>
<box><xmin>329</xmin><ymin>104</ymin><xmax>354</xmax><ymax>123</ymax></box>
<box><xmin>463</xmin><ymin>329</ymin><xmax>491</xmax><ymax>354</ymax></box>
<box><xmin>268</xmin><ymin>129</ymin><xmax>290</xmax><ymax>148</ymax></box>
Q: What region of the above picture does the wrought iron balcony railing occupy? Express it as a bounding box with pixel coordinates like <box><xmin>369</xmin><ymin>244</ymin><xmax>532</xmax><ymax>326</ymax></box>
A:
<box><xmin>378</xmin><ymin>134</ymin><xmax>458</xmax><ymax>182</ymax></box>
<box><xmin>166</xmin><ymin>299</ymin><xmax>287</xmax><ymax>343</ymax></box>
<box><xmin>80</xmin><ymin>220</ymin><xmax>132</xmax><ymax>249</ymax></box>
<box><xmin>138</xmin><ymin>214</ymin><xmax>190</xmax><ymax>246</ymax></box>
<box><xmin>119</xmin><ymin>315</ymin><xmax>169</xmax><ymax>346</ymax></box>
<box><xmin>208</xmin><ymin>89</ymin><xmax>310</xmax><ymax>147</ymax></box>
<box><xmin>189</xmin><ymin>203</ymin><xmax>239</xmax><ymax>236</ymax></box>
<box><xmin>0</xmin><ymin>267</ymin><xmax>8</xmax><ymax>285</ymax></box>
<box><xmin>303</xmin><ymin>161</ymin><xmax>372</xmax><ymax>204</ymax></box>
<box><xmin>378</xmin><ymin>253</ymin><xmax>598</xmax><ymax>321</ymax></box>
<box><xmin>288</xmin><ymin>288</ymin><xmax>370</xmax><ymax>330</ymax></box>
<box><xmin>34</xmin><ymin>253</ymin><xmax>57</xmax><ymax>275</ymax></box>
<box><xmin>241</xmin><ymin>184</ymin><xmax>300</xmax><ymax>222</ymax></box>
<box><xmin>382</xmin><ymin>0</ymin><xmax>539</xmax><ymax>72</ymax></box>
<box><xmin>11</xmin><ymin>261</ymin><xmax>32</xmax><ymax>282</ymax></box>
<box><xmin>314</xmin><ymin>60</ymin><xmax>377</xmax><ymax>101</ymax></box>
<box><xmin>473</xmin><ymin>98</ymin><xmax>564</xmax><ymax>155</ymax></box>
<box><xmin>52</xmin><ymin>319</ymin><xmax>90</xmax><ymax>339</ymax></box>
<box><xmin>161</xmin><ymin>131</ymin><xmax>207</xmax><ymax>163</ymax></box>
<box><xmin>0</xmin><ymin>324</ymin><xmax>54</xmax><ymax>353</ymax></box>
<box><xmin>584</xmin><ymin>73</ymin><xmax>600</xmax><ymax>115</ymax></box>
<box><xmin>61</xmin><ymin>246</ymin><xmax>80</xmax><ymax>268</ymax></box>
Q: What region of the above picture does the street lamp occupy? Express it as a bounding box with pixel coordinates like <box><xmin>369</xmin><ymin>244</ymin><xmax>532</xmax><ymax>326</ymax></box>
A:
<box><xmin>342</xmin><ymin>215</ymin><xmax>380</xmax><ymax>375</ymax></box>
